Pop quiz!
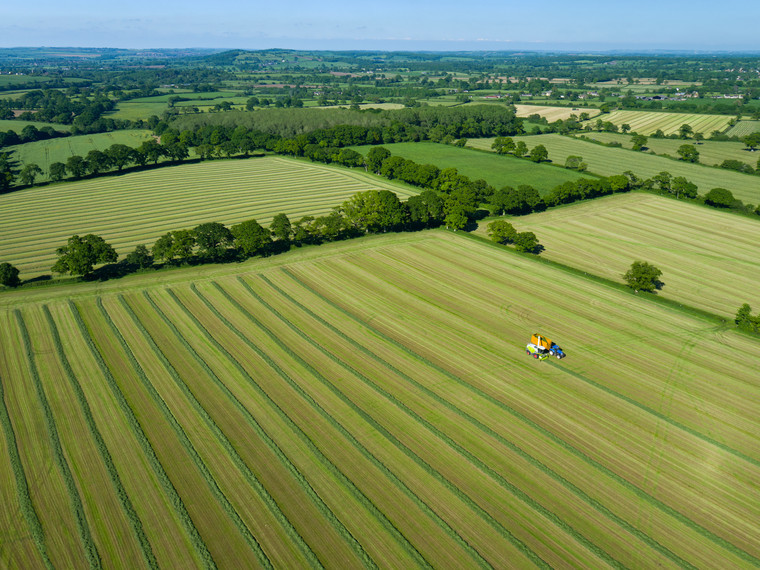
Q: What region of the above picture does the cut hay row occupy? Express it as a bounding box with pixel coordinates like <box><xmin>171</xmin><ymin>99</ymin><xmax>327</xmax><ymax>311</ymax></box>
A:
<box><xmin>0</xmin><ymin>156</ymin><xmax>419</xmax><ymax>278</ymax></box>
<box><xmin>255</xmin><ymin>272</ymin><xmax>697</xmax><ymax>568</ymax></box>
<box><xmin>231</xmin><ymin>275</ymin><xmax>652</xmax><ymax>568</ymax></box>
<box><xmin>276</xmin><ymin>236</ymin><xmax>759</xmax><ymax>566</ymax></box>
<box><xmin>468</xmin><ymin>134</ymin><xmax>760</xmax><ymax>203</ymax></box>
<box><xmin>94</xmin><ymin>296</ymin><xmax>261</xmax><ymax>568</ymax></box>
<box><xmin>188</xmin><ymin>282</ymin><xmax>439</xmax><ymax>568</ymax></box>
<box><xmin>162</xmin><ymin>286</ymin><xmax>376</xmax><ymax>568</ymax></box>
<box><xmin>1</xmin><ymin>230</ymin><xmax>758</xmax><ymax>567</ymax></box>
<box><xmin>0</xmin><ymin>311</ymin><xmax>91</xmax><ymax>569</ymax></box>
<box><xmin>477</xmin><ymin>192</ymin><xmax>760</xmax><ymax>318</ymax></box>
<box><xmin>587</xmin><ymin>111</ymin><xmax>732</xmax><ymax>136</ymax></box>
<box><xmin>210</xmin><ymin>278</ymin><xmax>553</xmax><ymax>568</ymax></box>
<box><xmin>110</xmin><ymin>295</ymin><xmax>273</xmax><ymax>568</ymax></box>
<box><xmin>71</xmin><ymin>301</ymin><xmax>214</xmax><ymax>569</ymax></box>
<box><xmin>40</xmin><ymin>305</ymin><xmax>156</xmax><ymax>569</ymax></box>
<box><xmin>727</xmin><ymin>120</ymin><xmax>760</xmax><ymax>137</ymax></box>
<box><xmin>138</xmin><ymin>290</ymin><xmax>326</xmax><ymax>569</ymax></box>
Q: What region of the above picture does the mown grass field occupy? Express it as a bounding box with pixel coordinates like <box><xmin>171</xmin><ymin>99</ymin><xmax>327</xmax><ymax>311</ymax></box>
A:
<box><xmin>0</xmin><ymin>119</ymin><xmax>71</xmax><ymax>133</ymax></box>
<box><xmin>0</xmin><ymin>230</ymin><xmax>758</xmax><ymax>568</ymax></box>
<box><xmin>476</xmin><ymin>192</ymin><xmax>760</xmax><ymax>318</ymax></box>
<box><xmin>728</xmin><ymin>120</ymin><xmax>760</xmax><ymax>137</ymax></box>
<box><xmin>7</xmin><ymin>130</ymin><xmax>153</xmax><ymax>178</ymax></box>
<box><xmin>468</xmin><ymin>134</ymin><xmax>760</xmax><ymax>203</ymax></box>
<box><xmin>514</xmin><ymin>104</ymin><xmax>601</xmax><ymax>121</ymax></box>
<box><xmin>0</xmin><ymin>156</ymin><xmax>420</xmax><ymax>279</ymax></box>
<box><xmin>578</xmin><ymin>132</ymin><xmax>757</xmax><ymax>168</ymax></box>
<box><xmin>585</xmin><ymin>110</ymin><xmax>732</xmax><ymax>136</ymax></box>
<box><xmin>351</xmin><ymin>142</ymin><xmax>593</xmax><ymax>194</ymax></box>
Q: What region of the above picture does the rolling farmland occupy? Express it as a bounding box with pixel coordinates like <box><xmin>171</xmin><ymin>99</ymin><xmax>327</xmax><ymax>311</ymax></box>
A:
<box><xmin>728</xmin><ymin>121</ymin><xmax>760</xmax><ymax>137</ymax></box>
<box><xmin>351</xmin><ymin>142</ymin><xmax>592</xmax><ymax>194</ymax></box>
<box><xmin>7</xmin><ymin>130</ymin><xmax>153</xmax><ymax>179</ymax></box>
<box><xmin>0</xmin><ymin>156</ymin><xmax>420</xmax><ymax>279</ymax></box>
<box><xmin>468</xmin><ymin>134</ymin><xmax>760</xmax><ymax>203</ymax></box>
<box><xmin>583</xmin><ymin>110</ymin><xmax>733</xmax><ymax>136</ymax></box>
<box><xmin>476</xmin><ymin>192</ymin><xmax>760</xmax><ymax>318</ymax></box>
<box><xmin>0</xmin><ymin>230</ymin><xmax>758</xmax><ymax>568</ymax></box>
<box><xmin>575</xmin><ymin>132</ymin><xmax>756</xmax><ymax>168</ymax></box>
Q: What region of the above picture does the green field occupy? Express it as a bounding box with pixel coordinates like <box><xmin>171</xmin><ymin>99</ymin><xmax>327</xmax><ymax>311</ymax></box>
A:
<box><xmin>514</xmin><ymin>104</ymin><xmax>601</xmax><ymax>121</ymax></box>
<box><xmin>0</xmin><ymin>119</ymin><xmax>71</xmax><ymax>133</ymax></box>
<box><xmin>468</xmin><ymin>134</ymin><xmax>760</xmax><ymax>203</ymax></box>
<box><xmin>727</xmin><ymin>121</ymin><xmax>760</xmax><ymax>137</ymax></box>
<box><xmin>1</xmin><ymin>230</ymin><xmax>758</xmax><ymax>568</ymax></box>
<box><xmin>7</xmin><ymin>130</ymin><xmax>153</xmax><ymax>179</ymax></box>
<box><xmin>351</xmin><ymin>142</ymin><xmax>593</xmax><ymax>194</ymax></box>
<box><xmin>0</xmin><ymin>156</ymin><xmax>420</xmax><ymax>279</ymax></box>
<box><xmin>477</xmin><ymin>192</ymin><xmax>760</xmax><ymax>317</ymax></box>
<box><xmin>577</xmin><ymin>132</ymin><xmax>757</xmax><ymax>168</ymax></box>
<box><xmin>585</xmin><ymin>110</ymin><xmax>732</xmax><ymax>136</ymax></box>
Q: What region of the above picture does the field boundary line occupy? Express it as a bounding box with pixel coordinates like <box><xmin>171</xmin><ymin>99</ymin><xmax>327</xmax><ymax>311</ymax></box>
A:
<box><xmin>141</xmin><ymin>290</ymin><xmax>322</xmax><ymax>569</ymax></box>
<box><xmin>68</xmin><ymin>300</ymin><xmax>216</xmax><ymax>570</ymax></box>
<box><xmin>259</xmin><ymin>274</ymin><xmax>694</xmax><ymax>569</ymax></box>
<box><xmin>0</xmin><ymin>372</ymin><xmax>53</xmax><ymax>569</ymax></box>
<box><xmin>14</xmin><ymin>310</ymin><xmax>102</xmax><ymax>570</ymax></box>
<box><xmin>283</xmin><ymin>267</ymin><xmax>760</xmax><ymax>567</ymax></box>
<box><xmin>110</xmin><ymin>295</ymin><xmax>271</xmax><ymax>569</ymax></box>
<box><xmin>41</xmin><ymin>305</ymin><xmax>158</xmax><ymax>570</ymax></box>
<box><xmin>164</xmin><ymin>289</ymin><xmax>377</xmax><ymax>570</ymax></box>
<box><xmin>214</xmin><ymin>279</ymin><xmax>547</xmax><ymax>569</ymax></box>
<box><xmin>191</xmin><ymin>283</ymin><xmax>431</xmax><ymax>569</ymax></box>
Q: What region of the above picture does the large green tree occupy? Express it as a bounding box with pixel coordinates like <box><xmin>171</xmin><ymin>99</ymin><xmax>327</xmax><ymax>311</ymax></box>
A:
<box><xmin>513</xmin><ymin>232</ymin><xmax>541</xmax><ymax>253</ymax></box>
<box><xmin>487</xmin><ymin>220</ymin><xmax>517</xmax><ymax>244</ymax></box>
<box><xmin>528</xmin><ymin>144</ymin><xmax>549</xmax><ymax>163</ymax></box>
<box><xmin>232</xmin><ymin>219</ymin><xmax>272</xmax><ymax>256</ymax></box>
<box><xmin>270</xmin><ymin>213</ymin><xmax>292</xmax><ymax>242</ymax></box>
<box><xmin>194</xmin><ymin>222</ymin><xmax>233</xmax><ymax>259</ymax></box>
<box><xmin>623</xmin><ymin>261</ymin><xmax>663</xmax><ymax>292</ymax></box>
<box><xmin>52</xmin><ymin>234</ymin><xmax>118</xmax><ymax>276</ymax></box>
<box><xmin>0</xmin><ymin>262</ymin><xmax>21</xmax><ymax>287</ymax></box>
<box><xmin>19</xmin><ymin>163</ymin><xmax>43</xmax><ymax>186</ymax></box>
<box><xmin>704</xmin><ymin>187</ymin><xmax>735</xmax><ymax>208</ymax></box>
<box><xmin>49</xmin><ymin>161</ymin><xmax>67</xmax><ymax>182</ymax></box>
<box><xmin>677</xmin><ymin>144</ymin><xmax>699</xmax><ymax>163</ymax></box>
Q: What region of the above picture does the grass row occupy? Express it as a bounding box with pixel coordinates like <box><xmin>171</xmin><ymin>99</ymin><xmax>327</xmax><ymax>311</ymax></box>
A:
<box><xmin>283</xmin><ymin>264</ymin><xmax>760</xmax><ymax>567</ymax></box>
<box><xmin>210</xmin><ymin>280</ymin><xmax>549</xmax><ymax>568</ymax></box>
<box><xmin>235</xmin><ymin>277</ymin><xmax>621</xmax><ymax>568</ymax></box>
<box><xmin>190</xmin><ymin>283</ymin><xmax>425</xmax><ymax>568</ymax></box>
<box><xmin>111</xmin><ymin>295</ymin><xmax>273</xmax><ymax>568</ymax></box>
<box><xmin>165</xmin><ymin>288</ymin><xmax>378</xmax><ymax>569</ymax></box>
<box><xmin>0</xmin><ymin>368</ymin><xmax>53</xmax><ymax>569</ymax></box>
<box><xmin>14</xmin><ymin>310</ymin><xmax>101</xmax><ymax>569</ymax></box>
<box><xmin>69</xmin><ymin>301</ymin><xmax>216</xmax><ymax>570</ymax></box>
<box><xmin>225</xmin><ymin>278</ymin><xmax>495</xmax><ymax>568</ymax></box>
<box><xmin>41</xmin><ymin>305</ymin><xmax>157</xmax><ymax>569</ymax></box>
<box><xmin>257</xmin><ymin>273</ymin><xmax>694</xmax><ymax>568</ymax></box>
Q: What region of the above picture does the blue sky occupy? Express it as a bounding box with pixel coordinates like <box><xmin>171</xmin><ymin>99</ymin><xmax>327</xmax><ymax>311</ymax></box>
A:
<box><xmin>1</xmin><ymin>0</ymin><xmax>758</xmax><ymax>51</ymax></box>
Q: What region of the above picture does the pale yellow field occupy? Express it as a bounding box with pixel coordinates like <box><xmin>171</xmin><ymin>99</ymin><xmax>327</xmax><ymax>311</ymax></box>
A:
<box><xmin>515</xmin><ymin>104</ymin><xmax>601</xmax><ymax>122</ymax></box>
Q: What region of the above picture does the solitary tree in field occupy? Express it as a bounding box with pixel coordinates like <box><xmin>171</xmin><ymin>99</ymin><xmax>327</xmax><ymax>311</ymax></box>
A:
<box><xmin>704</xmin><ymin>187</ymin><xmax>736</xmax><ymax>208</ymax></box>
<box><xmin>52</xmin><ymin>234</ymin><xmax>118</xmax><ymax>276</ymax></box>
<box><xmin>0</xmin><ymin>262</ymin><xmax>21</xmax><ymax>287</ymax></box>
<box><xmin>487</xmin><ymin>220</ymin><xmax>517</xmax><ymax>244</ymax></box>
<box><xmin>564</xmin><ymin>155</ymin><xmax>586</xmax><ymax>171</ymax></box>
<box><xmin>631</xmin><ymin>134</ymin><xmax>648</xmax><ymax>150</ymax></box>
<box><xmin>623</xmin><ymin>261</ymin><xmax>663</xmax><ymax>292</ymax></box>
<box><xmin>677</xmin><ymin>144</ymin><xmax>699</xmax><ymax>163</ymax></box>
<box><xmin>742</xmin><ymin>133</ymin><xmax>760</xmax><ymax>151</ymax></box>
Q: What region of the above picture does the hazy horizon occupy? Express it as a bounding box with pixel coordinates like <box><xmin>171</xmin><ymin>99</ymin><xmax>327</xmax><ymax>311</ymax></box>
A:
<box><xmin>2</xmin><ymin>0</ymin><xmax>758</xmax><ymax>53</ymax></box>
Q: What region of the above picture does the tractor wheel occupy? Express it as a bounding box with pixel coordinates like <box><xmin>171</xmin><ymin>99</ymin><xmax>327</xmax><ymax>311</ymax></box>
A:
<box><xmin>526</xmin><ymin>349</ymin><xmax>531</xmax><ymax>355</ymax></box>
<box><xmin>556</xmin><ymin>354</ymin><xmax>562</xmax><ymax>359</ymax></box>
<box><xmin>533</xmin><ymin>353</ymin><xmax>538</xmax><ymax>359</ymax></box>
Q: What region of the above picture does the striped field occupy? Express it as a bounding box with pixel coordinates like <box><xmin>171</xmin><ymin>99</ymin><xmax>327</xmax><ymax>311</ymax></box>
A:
<box><xmin>583</xmin><ymin>110</ymin><xmax>733</xmax><ymax>136</ymax></box>
<box><xmin>0</xmin><ymin>156</ymin><xmax>420</xmax><ymax>279</ymax></box>
<box><xmin>476</xmin><ymin>192</ymin><xmax>760</xmax><ymax>318</ymax></box>
<box><xmin>0</xmin><ymin>230</ymin><xmax>757</xmax><ymax>568</ymax></box>
<box><xmin>727</xmin><ymin>121</ymin><xmax>760</xmax><ymax>137</ymax></box>
<box><xmin>514</xmin><ymin>105</ymin><xmax>601</xmax><ymax>122</ymax></box>
<box><xmin>468</xmin><ymin>134</ymin><xmax>760</xmax><ymax>204</ymax></box>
